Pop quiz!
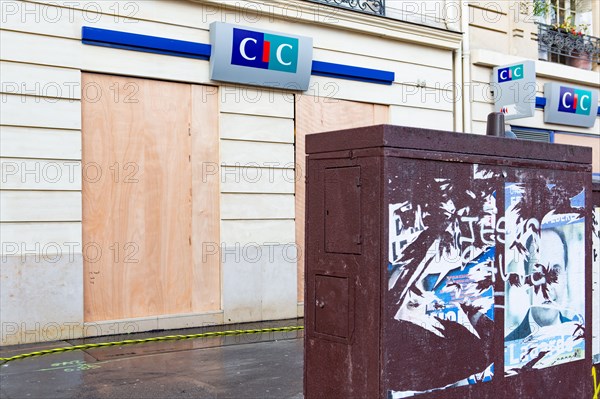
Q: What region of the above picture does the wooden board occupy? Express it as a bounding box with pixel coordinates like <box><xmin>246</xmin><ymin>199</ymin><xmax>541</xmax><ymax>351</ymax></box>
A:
<box><xmin>82</xmin><ymin>73</ymin><xmax>220</xmax><ymax>321</ymax></box>
<box><xmin>191</xmin><ymin>85</ymin><xmax>221</xmax><ymax>312</ymax></box>
<box><xmin>294</xmin><ymin>95</ymin><xmax>389</xmax><ymax>301</ymax></box>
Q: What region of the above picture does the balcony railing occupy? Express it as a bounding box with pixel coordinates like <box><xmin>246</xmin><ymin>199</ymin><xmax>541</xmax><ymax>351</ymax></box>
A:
<box><xmin>308</xmin><ymin>0</ymin><xmax>385</xmax><ymax>16</ymax></box>
<box><xmin>537</xmin><ymin>23</ymin><xmax>600</xmax><ymax>70</ymax></box>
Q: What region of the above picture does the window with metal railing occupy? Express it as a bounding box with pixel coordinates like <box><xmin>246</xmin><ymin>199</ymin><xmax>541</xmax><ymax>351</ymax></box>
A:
<box><xmin>537</xmin><ymin>22</ymin><xmax>600</xmax><ymax>70</ymax></box>
<box><xmin>534</xmin><ymin>0</ymin><xmax>598</xmax><ymax>70</ymax></box>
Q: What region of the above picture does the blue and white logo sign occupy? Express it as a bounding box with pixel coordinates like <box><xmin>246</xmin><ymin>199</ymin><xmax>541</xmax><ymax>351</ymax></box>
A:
<box><xmin>544</xmin><ymin>83</ymin><xmax>598</xmax><ymax>128</ymax></box>
<box><xmin>231</xmin><ymin>28</ymin><xmax>299</xmax><ymax>73</ymax></box>
<box><xmin>491</xmin><ymin>61</ymin><xmax>536</xmax><ymax>120</ymax></box>
<box><xmin>497</xmin><ymin>64</ymin><xmax>524</xmax><ymax>83</ymax></box>
<box><xmin>210</xmin><ymin>22</ymin><xmax>312</xmax><ymax>90</ymax></box>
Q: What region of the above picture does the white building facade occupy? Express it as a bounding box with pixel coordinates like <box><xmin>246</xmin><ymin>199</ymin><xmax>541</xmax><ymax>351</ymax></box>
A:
<box><xmin>0</xmin><ymin>0</ymin><xmax>598</xmax><ymax>346</ymax></box>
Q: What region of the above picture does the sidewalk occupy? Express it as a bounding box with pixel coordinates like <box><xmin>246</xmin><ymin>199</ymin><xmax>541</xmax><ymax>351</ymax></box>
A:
<box><xmin>0</xmin><ymin>319</ymin><xmax>304</xmax><ymax>399</ymax></box>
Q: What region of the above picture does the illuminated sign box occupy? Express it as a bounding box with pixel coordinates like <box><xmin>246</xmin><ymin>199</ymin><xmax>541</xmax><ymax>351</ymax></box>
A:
<box><xmin>544</xmin><ymin>83</ymin><xmax>598</xmax><ymax>128</ymax></box>
<box><xmin>209</xmin><ymin>22</ymin><xmax>313</xmax><ymax>91</ymax></box>
<box><xmin>491</xmin><ymin>61</ymin><xmax>536</xmax><ymax>121</ymax></box>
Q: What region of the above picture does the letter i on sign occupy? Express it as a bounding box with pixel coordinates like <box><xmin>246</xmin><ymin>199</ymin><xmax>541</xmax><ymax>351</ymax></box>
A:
<box><xmin>262</xmin><ymin>41</ymin><xmax>270</xmax><ymax>62</ymax></box>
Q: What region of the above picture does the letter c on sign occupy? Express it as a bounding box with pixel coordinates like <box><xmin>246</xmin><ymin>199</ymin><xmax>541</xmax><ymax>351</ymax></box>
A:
<box><xmin>562</xmin><ymin>92</ymin><xmax>572</xmax><ymax>109</ymax></box>
<box><xmin>276</xmin><ymin>43</ymin><xmax>293</xmax><ymax>66</ymax></box>
<box><xmin>240</xmin><ymin>38</ymin><xmax>257</xmax><ymax>61</ymax></box>
<box><xmin>580</xmin><ymin>94</ymin><xmax>590</xmax><ymax>111</ymax></box>
<box><xmin>500</xmin><ymin>70</ymin><xmax>508</xmax><ymax>80</ymax></box>
<box><xmin>514</xmin><ymin>66</ymin><xmax>522</xmax><ymax>78</ymax></box>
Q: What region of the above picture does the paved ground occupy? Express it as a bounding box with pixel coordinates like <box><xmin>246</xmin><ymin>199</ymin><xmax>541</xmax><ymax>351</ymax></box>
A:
<box><xmin>0</xmin><ymin>319</ymin><xmax>304</xmax><ymax>399</ymax></box>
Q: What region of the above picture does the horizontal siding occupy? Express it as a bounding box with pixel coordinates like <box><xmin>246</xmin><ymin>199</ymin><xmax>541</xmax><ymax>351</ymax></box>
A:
<box><xmin>0</xmin><ymin>61</ymin><xmax>81</xmax><ymax>100</ymax></box>
<box><xmin>220</xmin><ymin>167</ymin><xmax>295</xmax><ymax>194</ymax></box>
<box><xmin>312</xmin><ymin>47</ymin><xmax>453</xmax><ymax>88</ymax></box>
<box><xmin>3</xmin><ymin>1</ymin><xmax>209</xmax><ymax>43</ymax></box>
<box><xmin>1</xmin><ymin>30</ymin><xmax>212</xmax><ymax>86</ymax></box>
<box><xmin>309</xmin><ymin>76</ymin><xmax>454</xmax><ymax>111</ymax></box>
<box><xmin>0</xmin><ymin>126</ymin><xmax>81</xmax><ymax>160</ymax></box>
<box><xmin>221</xmin><ymin>219</ymin><xmax>295</xmax><ymax>245</ymax></box>
<box><xmin>0</xmin><ymin>30</ymin><xmax>81</xmax><ymax>68</ymax></box>
<box><xmin>0</xmin><ymin>222</ymin><xmax>82</xmax><ymax>254</ymax></box>
<box><xmin>220</xmin><ymin>140</ymin><xmax>294</xmax><ymax>167</ymax></box>
<box><xmin>23</xmin><ymin>0</ymin><xmax>455</xmax><ymax>67</ymax></box>
<box><xmin>0</xmin><ymin>191</ymin><xmax>82</xmax><ymax>222</ymax></box>
<box><xmin>219</xmin><ymin>86</ymin><xmax>294</xmax><ymax>118</ymax></box>
<box><xmin>220</xmin><ymin>114</ymin><xmax>294</xmax><ymax>144</ymax></box>
<box><xmin>3</xmin><ymin>1</ymin><xmax>457</xmax><ymax>91</ymax></box>
<box><xmin>221</xmin><ymin>194</ymin><xmax>295</xmax><ymax>220</ymax></box>
<box><xmin>1</xmin><ymin>94</ymin><xmax>81</xmax><ymax>130</ymax></box>
<box><xmin>0</xmin><ymin>158</ymin><xmax>82</xmax><ymax>190</ymax></box>
<box><xmin>389</xmin><ymin>106</ymin><xmax>454</xmax><ymax>131</ymax></box>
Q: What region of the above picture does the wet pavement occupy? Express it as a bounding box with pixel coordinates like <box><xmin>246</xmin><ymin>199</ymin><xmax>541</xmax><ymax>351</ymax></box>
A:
<box><xmin>0</xmin><ymin>319</ymin><xmax>304</xmax><ymax>399</ymax></box>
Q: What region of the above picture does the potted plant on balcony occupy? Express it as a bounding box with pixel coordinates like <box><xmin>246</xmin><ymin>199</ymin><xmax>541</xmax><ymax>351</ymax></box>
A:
<box><xmin>552</xmin><ymin>16</ymin><xmax>592</xmax><ymax>70</ymax></box>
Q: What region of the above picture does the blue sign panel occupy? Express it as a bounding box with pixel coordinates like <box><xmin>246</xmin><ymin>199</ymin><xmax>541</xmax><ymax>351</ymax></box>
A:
<box><xmin>544</xmin><ymin>83</ymin><xmax>598</xmax><ymax>128</ymax></box>
<box><xmin>210</xmin><ymin>22</ymin><xmax>312</xmax><ymax>90</ymax></box>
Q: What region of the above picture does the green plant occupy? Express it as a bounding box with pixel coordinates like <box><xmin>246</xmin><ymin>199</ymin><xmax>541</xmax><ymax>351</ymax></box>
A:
<box><xmin>531</xmin><ymin>0</ymin><xmax>551</xmax><ymax>17</ymax></box>
<box><xmin>552</xmin><ymin>15</ymin><xmax>589</xmax><ymax>36</ymax></box>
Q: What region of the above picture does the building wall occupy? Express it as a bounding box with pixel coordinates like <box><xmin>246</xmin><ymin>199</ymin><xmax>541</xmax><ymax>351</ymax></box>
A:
<box><xmin>466</xmin><ymin>1</ymin><xmax>600</xmax><ymax>173</ymax></box>
<box><xmin>0</xmin><ymin>0</ymin><xmax>461</xmax><ymax>344</ymax></box>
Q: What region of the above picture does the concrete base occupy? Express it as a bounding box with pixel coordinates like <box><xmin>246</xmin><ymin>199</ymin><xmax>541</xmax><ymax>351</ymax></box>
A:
<box><xmin>82</xmin><ymin>311</ymin><xmax>224</xmax><ymax>338</ymax></box>
<box><xmin>1</xmin><ymin>254</ymin><xmax>83</xmax><ymax>345</ymax></box>
<box><xmin>222</xmin><ymin>245</ymin><xmax>297</xmax><ymax>323</ymax></box>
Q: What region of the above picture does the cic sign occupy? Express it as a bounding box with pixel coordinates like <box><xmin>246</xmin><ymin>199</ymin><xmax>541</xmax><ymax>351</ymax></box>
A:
<box><xmin>491</xmin><ymin>61</ymin><xmax>536</xmax><ymax>120</ymax></box>
<box><xmin>544</xmin><ymin>83</ymin><xmax>598</xmax><ymax>128</ymax></box>
<box><xmin>210</xmin><ymin>22</ymin><xmax>312</xmax><ymax>90</ymax></box>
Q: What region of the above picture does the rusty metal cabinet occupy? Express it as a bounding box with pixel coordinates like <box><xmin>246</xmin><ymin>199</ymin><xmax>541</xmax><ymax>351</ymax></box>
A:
<box><xmin>304</xmin><ymin>125</ymin><xmax>593</xmax><ymax>399</ymax></box>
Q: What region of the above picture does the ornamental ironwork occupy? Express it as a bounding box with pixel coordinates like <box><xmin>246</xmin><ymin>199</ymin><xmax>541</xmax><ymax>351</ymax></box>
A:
<box><xmin>308</xmin><ymin>0</ymin><xmax>385</xmax><ymax>16</ymax></box>
<box><xmin>537</xmin><ymin>23</ymin><xmax>600</xmax><ymax>69</ymax></box>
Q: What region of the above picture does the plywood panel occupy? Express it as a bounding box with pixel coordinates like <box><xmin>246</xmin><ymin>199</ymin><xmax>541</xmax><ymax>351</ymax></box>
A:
<box><xmin>191</xmin><ymin>85</ymin><xmax>221</xmax><ymax>312</ymax></box>
<box><xmin>295</xmin><ymin>95</ymin><xmax>389</xmax><ymax>301</ymax></box>
<box><xmin>220</xmin><ymin>114</ymin><xmax>294</xmax><ymax>143</ymax></box>
<box><xmin>0</xmin><ymin>126</ymin><xmax>81</xmax><ymax>160</ymax></box>
<box><xmin>221</xmin><ymin>194</ymin><xmax>295</xmax><ymax>220</ymax></box>
<box><xmin>82</xmin><ymin>73</ymin><xmax>193</xmax><ymax>321</ymax></box>
<box><xmin>0</xmin><ymin>191</ymin><xmax>81</xmax><ymax>222</ymax></box>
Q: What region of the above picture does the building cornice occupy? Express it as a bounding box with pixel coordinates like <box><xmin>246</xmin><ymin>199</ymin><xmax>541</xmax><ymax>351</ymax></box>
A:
<box><xmin>190</xmin><ymin>0</ymin><xmax>463</xmax><ymax>50</ymax></box>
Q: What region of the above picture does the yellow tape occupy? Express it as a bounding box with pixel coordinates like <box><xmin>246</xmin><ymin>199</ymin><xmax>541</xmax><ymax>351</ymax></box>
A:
<box><xmin>0</xmin><ymin>325</ymin><xmax>304</xmax><ymax>364</ymax></box>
